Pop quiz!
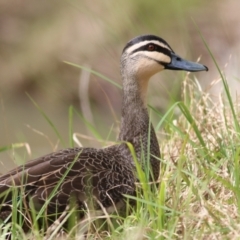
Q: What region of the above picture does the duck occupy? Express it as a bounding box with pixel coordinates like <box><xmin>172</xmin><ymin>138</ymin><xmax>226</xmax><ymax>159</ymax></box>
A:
<box><xmin>0</xmin><ymin>34</ymin><xmax>208</xmax><ymax>235</ymax></box>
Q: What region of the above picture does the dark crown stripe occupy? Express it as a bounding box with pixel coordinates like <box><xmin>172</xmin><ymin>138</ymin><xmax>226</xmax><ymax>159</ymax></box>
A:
<box><xmin>131</xmin><ymin>43</ymin><xmax>172</xmax><ymax>58</ymax></box>
<box><xmin>123</xmin><ymin>34</ymin><xmax>174</xmax><ymax>53</ymax></box>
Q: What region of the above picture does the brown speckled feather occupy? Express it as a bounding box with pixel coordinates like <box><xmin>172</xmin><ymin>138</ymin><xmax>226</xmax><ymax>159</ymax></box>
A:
<box><xmin>0</xmin><ymin>146</ymin><xmax>136</xmax><ymax>214</ymax></box>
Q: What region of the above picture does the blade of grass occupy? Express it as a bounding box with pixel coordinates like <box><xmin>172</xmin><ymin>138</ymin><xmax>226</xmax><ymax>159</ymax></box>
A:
<box><xmin>64</xmin><ymin>62</ymin><xmax>122</xmax><ymax>89</ymax></box>
<box><xmin>26</xmin><ymin>93</ymin><xmax>66</xmax><ymax>147</ymax></box>
<box><xmin>149</xmin><ymin>101</ymin><xmax>180</xmax><ymax>131</ymax></box>
<box><xmin>177</xmin><ymin>102</ymin><xmax>206</xmax><ymax>148</ymax></box>
<box><xmin>73</xmin><ymin>107</ymin><xmax>103</xmax><ymax>140</ymax></box>
<box><xmin>193</xmin><ymin>20</ymin><xmax>240</xmax><ymax>133</ymax></box>
<box><xmin>68</xmin><ymin>106</ymin><xmax>74</xmax><ymax>148</ymax></box>
<box><xmin>35</xmin><ymin>151</ymin><xmax>82</xmax><ymax>221</ymax></box>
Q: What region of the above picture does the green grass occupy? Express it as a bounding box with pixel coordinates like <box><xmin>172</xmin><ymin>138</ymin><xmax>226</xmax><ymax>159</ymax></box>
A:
<box><xmin>1</xmin><ymin>65</ymin><xmax>240</xmax><ymax>239</ymax></box>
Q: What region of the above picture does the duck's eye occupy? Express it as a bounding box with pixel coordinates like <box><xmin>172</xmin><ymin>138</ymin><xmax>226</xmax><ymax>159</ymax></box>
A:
<box><xmin>147</xmin><ymin>44</ymin><xmax>155</xmax><ymax>51</ymax></box>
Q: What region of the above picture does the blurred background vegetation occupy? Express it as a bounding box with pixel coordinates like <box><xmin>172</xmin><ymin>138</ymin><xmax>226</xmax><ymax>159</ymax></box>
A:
<box><xmin>0</xmin><ymin>0</ymin><xmax>239</xmax><ymax>172</ymax></box>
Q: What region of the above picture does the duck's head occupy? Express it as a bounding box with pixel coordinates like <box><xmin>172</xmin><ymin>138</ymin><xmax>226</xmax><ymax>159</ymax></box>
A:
<box><xmin>121</xmin><ymin>34</ymin><xmax>208</xmax><ymax>81</ymax></box>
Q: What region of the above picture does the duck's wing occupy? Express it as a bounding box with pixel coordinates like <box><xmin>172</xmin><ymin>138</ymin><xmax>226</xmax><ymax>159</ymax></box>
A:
<box><xmin>0</xmin><ymin>147</ymin><xmax>135</xmax><ymax>212</ymax></box>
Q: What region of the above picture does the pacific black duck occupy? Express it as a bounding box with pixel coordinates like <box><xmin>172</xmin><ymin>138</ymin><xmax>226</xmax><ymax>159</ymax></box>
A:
<box><xmin>0</xmin><ymin>35</ymin><xmax>208</xmax><ymax>236</ymax></box>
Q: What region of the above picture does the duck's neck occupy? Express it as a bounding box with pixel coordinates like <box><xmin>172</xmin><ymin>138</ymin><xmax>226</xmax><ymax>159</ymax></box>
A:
<box><xmin>118</xmin><ymin>71</ymin><xmax>160</xmax><ymax>181</ymax></box>
<box><xmin>119</xmin><ymin>74</ymin><xmax>148</xmax><ymax>139</ymax></box>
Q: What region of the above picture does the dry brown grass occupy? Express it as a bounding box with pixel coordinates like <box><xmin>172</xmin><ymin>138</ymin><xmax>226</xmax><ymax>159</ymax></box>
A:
<box><xmin>161</xmin><ymin>76</ymin><xmax>240</xmax><ymax>239</ymax></box>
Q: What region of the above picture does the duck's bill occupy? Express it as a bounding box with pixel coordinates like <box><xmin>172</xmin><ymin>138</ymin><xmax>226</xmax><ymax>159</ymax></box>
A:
<box><xmin>165</xmin><ymin>53</ymin><xmax>208</xmax><ymax>72</ymax></box>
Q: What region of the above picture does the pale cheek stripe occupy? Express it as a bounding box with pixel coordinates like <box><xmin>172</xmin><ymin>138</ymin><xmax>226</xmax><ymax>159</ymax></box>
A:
<box><xmin>126</xmin><ymin>40</ymin><xmax>172</xmax><ymax>54</ymax></box>
<box><xmin>131</xmin><ymin>51</ymin><xmax>171</xmax><ymax>64</ymax></box>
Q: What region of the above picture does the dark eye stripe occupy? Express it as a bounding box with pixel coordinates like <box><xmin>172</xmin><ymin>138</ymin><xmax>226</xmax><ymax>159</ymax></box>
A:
<box><xmin>131</xmin><ymin>43</ymin><xmax>172</xmax><ymax>58</ymax></box>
